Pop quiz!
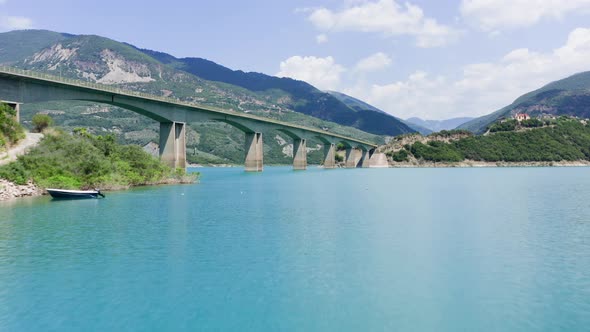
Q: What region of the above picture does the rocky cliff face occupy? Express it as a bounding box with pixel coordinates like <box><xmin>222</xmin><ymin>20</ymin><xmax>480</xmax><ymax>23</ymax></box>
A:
<box><xmin>378</xmin><ymin>131</ymin><xmax>473</xmax><ymax>154</ymax></box>
<box><xmin>25</xmin><ymin>42</ymin><xmax>157</xmax><ymax>85</ymax></box>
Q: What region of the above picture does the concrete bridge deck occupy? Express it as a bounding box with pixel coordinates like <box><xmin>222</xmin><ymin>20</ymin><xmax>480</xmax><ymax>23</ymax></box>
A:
<box><xmin>0</xmin><ymin>66</ymin><xmax>381</xmax><ymax>171</ymax></box>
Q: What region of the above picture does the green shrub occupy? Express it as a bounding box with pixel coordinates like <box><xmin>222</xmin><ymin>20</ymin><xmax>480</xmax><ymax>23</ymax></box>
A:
<box><xmin>32</xmin><ymin>113</ymin><xmax>53</xmax><ymax>133</ymax></box>
<box><xmin>0</xmin><ymin>103</ymin><xmax>25</xmax><ymax>146</ymax></box>
<box><xmin>391</xmin><ymin>149</ymin><xmax>409</xmax><ymax>162</ymax></box>
<box><xmin>521</xmin><ymin>118</ymin><xmax>544</xmax><ymax>128</ymax></box>
<box><xmin>410</xmin><ymin>141</ymin><xmax>464</xmax><ymax>162</ymax></box>
<box><xmin>489</xmin><ymin>120</ymin><xmax>517</xmax><ymax>132</ymax></box>
<box><xmin>37</xmin><ymin>175</ymin><xmax>81</xmax><ymax>189</ymax></box>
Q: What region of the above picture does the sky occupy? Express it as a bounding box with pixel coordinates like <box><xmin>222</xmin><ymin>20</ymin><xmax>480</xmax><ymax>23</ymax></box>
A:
<box><xmin>2</xmin><ymin>0</ymin><xmax>590</xmax><ymax>120</ymax></box>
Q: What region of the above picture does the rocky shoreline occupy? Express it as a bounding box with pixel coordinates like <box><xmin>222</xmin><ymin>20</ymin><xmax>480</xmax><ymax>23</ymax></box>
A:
<box><xmin>0</xmin><ymin>179</ymin><xmax>44</xmax><ymax>201</ymax></box>
<box><xmin>389</xmin><ymin>160</ymin><xmax>590</xmax><ymax>168</ymax></box>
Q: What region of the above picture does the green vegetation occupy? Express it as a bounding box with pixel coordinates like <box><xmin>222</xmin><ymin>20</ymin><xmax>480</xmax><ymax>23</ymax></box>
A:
<box><xmin>0</xmin><ymin>103</ymin><xmax>25</xmax><ymax>151</ymax></box>
<box><xmin>489</xmin><ymin>118</ymin><xmax>551</xmax><ymax>133</ymax></box>
<box><xmin>0</xmin><ymin>129</ymin><xmax>197</xmax><ymax>189</ymax></box>
<box><xmin>489</xmin><ymin>119</ymin><xmax>517</xmax><ymax>132</ymax></box>
<box><xmin>397</xmin><ymin>119</ymin><xmax>590</xmax><ymax>163</ymax></box>
<box><xmin>410</xmin><ymin>141</ymin><xmax>465</xmax><ymax>162</ymax></box>
<box><xmin>520</xmin><ymin>118</ymin><xmax>544</xmax><ymax>128</ymax></box>
<box><xmin>429</xmin><ymin>129</ymin><xmax>473</xmax><ymax>138</ymax></box>
<box><xmin>32</xmin><ymin>113</ymin><xmax>53</xmax><ymax>132</ymax></box>
<box><xmin>388</xmin><ymin>149</ymin><xmax>409</xmax><ymax>162</ymax></box>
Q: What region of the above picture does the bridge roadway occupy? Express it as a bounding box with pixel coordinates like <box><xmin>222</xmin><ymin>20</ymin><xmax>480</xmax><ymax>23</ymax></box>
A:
<box><xmin>0</xmin><ymin>66</ymin><xmax>379</xmax><ymax>171</ymax></box>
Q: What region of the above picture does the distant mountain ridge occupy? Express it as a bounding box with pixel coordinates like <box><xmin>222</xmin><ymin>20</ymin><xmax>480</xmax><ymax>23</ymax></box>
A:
<box><xmin>405</xmin><ymin>117</ymin><xmax>474</xmax><ymax>133</ymax></box>
<box><xmin>459</xmin><ymin>71</ymin><xmax>590</xmax><ymax>133</ymax></box>
<box><xmin>326</xmin><ymin>91</ymin><xmax>432</xmax><ymax>135</ymax></box>
<box><xmin>141</xmin><ymin>54</ymin><xmax>415</xmax><ymax>136</ymax></box>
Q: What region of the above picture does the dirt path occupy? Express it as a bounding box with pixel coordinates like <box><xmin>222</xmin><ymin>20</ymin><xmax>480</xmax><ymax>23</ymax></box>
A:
<box><xmin>0</xmin><ymin>132</ymin><xmax>43</xmax><ymax>166</ymax></box>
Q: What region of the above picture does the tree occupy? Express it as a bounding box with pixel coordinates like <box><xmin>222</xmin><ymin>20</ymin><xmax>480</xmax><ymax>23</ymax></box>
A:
<box><xmin>32</xmin><ymin>113</ymin><xmax>53</xmax><ymax>133</ymax></box>
<box><xmin>0</xmin><ymin>103</ymin><xmax>24</xmax><ymax>148</ymax></box>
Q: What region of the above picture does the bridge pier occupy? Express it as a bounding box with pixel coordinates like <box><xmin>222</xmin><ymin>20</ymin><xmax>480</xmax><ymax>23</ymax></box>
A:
<box><xmin>2</xmin><ymin>101</ymin><xmax>20</xmax><ymax>123</ymax></box>
<box><xmin>159</xmin><ymin>122</ymin><xmax>186</xmax><ymax>170</ymax></box>
<box><xmin>344</xmin><ymin>147</ymin><xmax>359</xmax><ymax>168</ymax></box>
<box><xmin>323</xmin><ymin>143</ymin><xmax>336</xmax><ymax>169</ymax></box>
<box><xmin>359</xmin><ymin>149</ymin><xmax>372</xmax><ymax>168</ymax></box>
<box><xmin>293</xmin><ymin>138</ymin><xmax>307</xmax><ymax>170</ymax></box>
<box><xmin>245</xmin><ymin>132</ymin><xmax>263</xmax><ymax>172</ymax></box>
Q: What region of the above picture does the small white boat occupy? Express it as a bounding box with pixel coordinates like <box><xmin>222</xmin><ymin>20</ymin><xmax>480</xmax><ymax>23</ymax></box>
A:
<box><xmin>46</xmin><ymin>188</ymin><xmax>105</xmax><ymax>199</ymax></box>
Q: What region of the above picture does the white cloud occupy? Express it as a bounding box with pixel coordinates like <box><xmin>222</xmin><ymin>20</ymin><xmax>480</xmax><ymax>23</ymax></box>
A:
<box><xmin>0</xmin><ymin>15</ymin><xmax>33</xmax><ymax>30</ymax></box>
<box><xmin>0</xmin><ymin>0</ymin><xmax>7</xmax><ymax>4</ymax></box>
<box><xmin>345</xmin><ymin>27</ymin><xmax>590</xmax><ymax>119</ymax></box>
<box><xmin>354</xmin><ymin>52</ymin><xmax>392</xmax><ymax>72</ymax></box>
<box><xmin>277</xmin><ymin>56</ymin><xmax>345</xmax><ymax>90</ymax></box>
<box><xmin>307</xmin><ymin>0</ymin><xmax>459</xmax><ymax>48</ymax></box>
<box><xmin>316</xmin><ymin>33</ymin><xmax>328</xmax><ymax>44</ymax></box>
<box><xmin>461</xmin><ymin>0</ymin><xmax>590</xmax><ymax>31</ymax></box>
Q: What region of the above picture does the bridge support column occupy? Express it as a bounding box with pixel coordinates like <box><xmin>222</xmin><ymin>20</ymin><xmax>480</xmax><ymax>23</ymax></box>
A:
<box><xmin>359</xmin><ymin>149</ymin><xmax>372</xmax><ymax>168</ymax></box>
<box><xmin>323</xmin><ymin>143</ymin><xmax>336</xmax><ymax>169</ymax></box>
<box><xmin>159</xmin><ymin>122</ymin><xmax>186</xmax><ymax>170</ymax></box>
<box><xmin>293</xmin><ymin>138</ymin><xmax>307</xmax><ymax>170</ymax></box>
<box><xmin>245</xmin><ymin>132</ymin><xmax>263</xmax><ymax>172</ymax></box>
<box><xmin>345</xmin><ymin>147</ymin><xmax>358</xmax><ymax>168</ymax></box>
<box><xmin>3</xmin><ymin>102</ymin><xmax>20</xmax><ymax>123</ymax></box>
<box><xmin>12</xmin><ymin>103</ymin><xmax>19</xmax><ymax>123</ymax></box>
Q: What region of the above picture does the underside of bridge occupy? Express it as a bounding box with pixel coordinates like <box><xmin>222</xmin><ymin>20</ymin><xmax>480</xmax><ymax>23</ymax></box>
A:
<box><xmin>0</xmin><ymin>69</ymin><xmax>383</xmax><ymax>172</ymax></box>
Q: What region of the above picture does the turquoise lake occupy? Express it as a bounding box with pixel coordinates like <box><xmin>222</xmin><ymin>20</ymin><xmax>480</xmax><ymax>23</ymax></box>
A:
<box><xmin>1</xmin><ymin>167</ymin><xmax>590</xmax><ymax>331</ymax></box>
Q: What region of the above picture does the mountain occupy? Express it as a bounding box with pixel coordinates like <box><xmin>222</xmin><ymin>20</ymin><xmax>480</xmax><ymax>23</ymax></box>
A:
<box><xmin>0</xmin><ymin>30</ymin><xmax>413</xmax><ymax>137</ymax></box>
<box><xmin>405</xmin><ymin>117</ymin><xmax>473</xmax><ymax>133</ymax></box>
<box><xmin>325</xmin><ymin>91</ymin><xmax>418</xmax><ymax>134</ymax></box>
<box><xmin>0</xmin><ymin>29</ymin><xmax>406</xmax><ymax>164</ymax></box>
<box><xmin>459</xmin><ymin>72</ymin><xmax>590</xmax><ymax>134</ymax></box>
<box><xmin>0</xmin><ymin>30</ymin><xmax>69</xmax><ymax>65</ymax></box>
<box><xmin>136</xmin><ymin>53</ymin><xmax>414</xmax><ymax>137</ymax></box>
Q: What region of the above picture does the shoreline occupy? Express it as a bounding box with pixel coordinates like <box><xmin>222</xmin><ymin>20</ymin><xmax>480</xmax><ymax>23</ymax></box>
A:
<box><xmin>388</xmin><ymin>160</ymin><xmax>590</xmax><ymax>168</ymax></box>
<box><xmin>3</xmin><ymin>160</ymin><xmax>589</xmax><ymax>201</ymax></box>
<box><xmin>0</xmin><ymin>176</ymin><xmax>197</xmax><ymax>202</ymax></box>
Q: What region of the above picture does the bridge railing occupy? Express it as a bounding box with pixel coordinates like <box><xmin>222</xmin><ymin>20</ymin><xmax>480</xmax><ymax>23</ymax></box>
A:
<box><xmin>0</xmin><ymin>65</ymin><xmax>223</xmax><ymax>112</ymax></box>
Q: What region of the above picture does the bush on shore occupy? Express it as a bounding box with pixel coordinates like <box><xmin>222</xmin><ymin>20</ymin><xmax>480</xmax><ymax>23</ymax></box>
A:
<box><xmin>0</xmin><ymin>129</ymin><xmax>198</xmax><ymax>189</ymax></box>
<box><xmin>0</xmin><ymin>103</ymin><xmax>25</xmax><ymax>150</ymax></box>
<box><xmin>32</xmin><ymin>113</ymin><xmax>53</xmax><ymax>133</ymax></box>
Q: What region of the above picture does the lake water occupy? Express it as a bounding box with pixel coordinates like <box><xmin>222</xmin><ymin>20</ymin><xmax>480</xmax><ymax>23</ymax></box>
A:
<box><xmin>1</xmin><ymin>167</ymin><xmax>589</xmax><ymax>331</ymax></box>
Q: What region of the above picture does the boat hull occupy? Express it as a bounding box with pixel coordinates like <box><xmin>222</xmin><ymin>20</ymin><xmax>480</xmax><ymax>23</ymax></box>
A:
<box><xmin>46</xmin><ymin>189</ymin><xmax>104</xmax><ymax>199</ymax></box>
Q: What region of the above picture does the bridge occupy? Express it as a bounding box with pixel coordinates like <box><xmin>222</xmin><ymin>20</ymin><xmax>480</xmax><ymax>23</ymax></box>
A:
<box><xmin>0</xmin><ymin>66</ymin><xmax>379</xmax><ymax>171</ymax></box>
